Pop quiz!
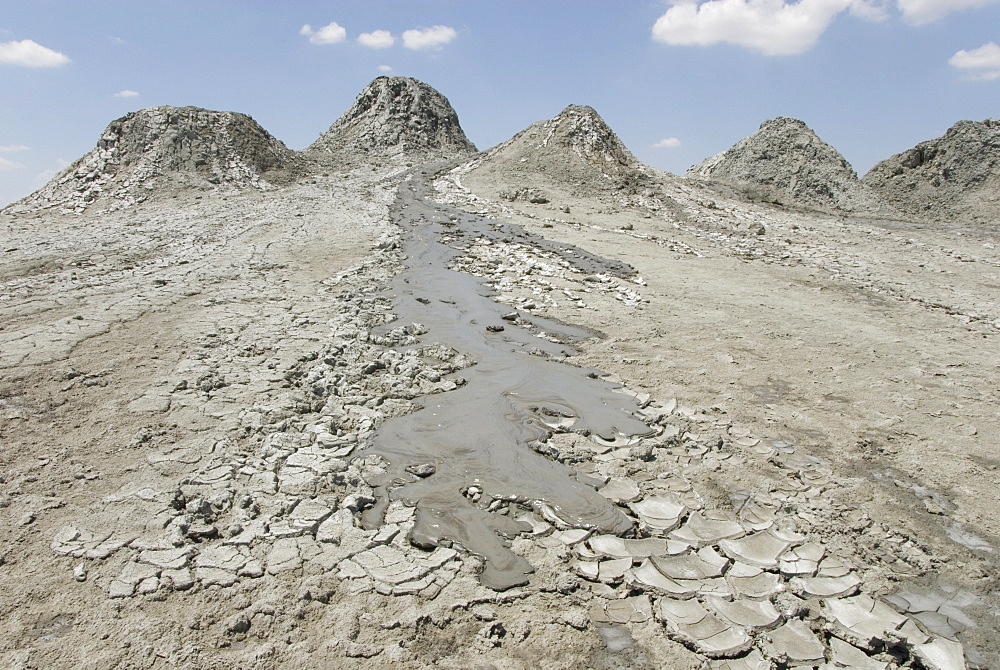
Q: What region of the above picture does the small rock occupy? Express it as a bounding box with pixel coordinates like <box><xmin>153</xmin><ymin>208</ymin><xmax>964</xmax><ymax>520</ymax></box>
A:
<box><xmin>558</xmin><ymin>609</ymin><xmax>589</xmax><ymax>630</ymax></box>
<box><xmin>162</xmin><ymin>568</ymin><xmax>195</xmax><ymax>590</ymax></box>
<box><xmin>238</xmin><ymin>559</ymin><xmax>264</xmax><ymax>578</ymax></box>
<box><xmin>73</xmin><ymin>563</ymin><xmax>88</xmax><ymax>582</ymax></box>
<box><xmin>225</xmin><ymin>614</ymin><xmax>251</xmax><ymax>635</ymax></box>
<box><xmin>342</xmin><ymin>494</ymin><xmax>375</xmax><ymax>514</ymax></box>
<box><xmin>405</xmin><ymin>463</ymin><xmax>436</xmax><ymax>478</ymax></box>
<box><xmin>108</xmin><ymin>580</ymin><xmax>135</xmax><ymax>598</ymax></box>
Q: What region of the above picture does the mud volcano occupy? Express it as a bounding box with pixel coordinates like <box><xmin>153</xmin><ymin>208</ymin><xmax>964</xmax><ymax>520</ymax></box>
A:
<box><xmin>361</xmin><ymin>166</ymin><xmax>655</xmax><ymax>589</ymax></box>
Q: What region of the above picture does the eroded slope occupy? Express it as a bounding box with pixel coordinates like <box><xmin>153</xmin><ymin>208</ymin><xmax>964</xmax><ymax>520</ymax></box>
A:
<box><xmin>863</xmin><ymin>119</ymin><xmax>1000</xmax><ymax>227</ymax></box>
<box><xmin>2</xmin><ymin>106</ymin><xmax>292</xmax><ymax>215</ymax></box>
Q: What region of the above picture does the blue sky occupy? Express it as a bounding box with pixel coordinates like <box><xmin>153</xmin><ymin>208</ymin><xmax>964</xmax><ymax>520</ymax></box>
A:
<box><xmin>1</xmin><ymin>0</ymin><xmax>998</xmax><ymax>207</ymax></box>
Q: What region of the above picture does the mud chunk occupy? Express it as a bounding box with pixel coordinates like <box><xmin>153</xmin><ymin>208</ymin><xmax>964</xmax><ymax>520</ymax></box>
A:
<box><xmin>286</xmin><ymin>498</ymin><xmax>334</xmax><ymax>534</ymax></box>
<box><xmin>265</xmin><ymin>538</ymin><xmax>302</xmax><ymax>575</ymax></box>
<box><xmin>719</xmin><ymin>528</ymin><xmax>801</xmax><ymax>569</ymax></box>
<box><xmin>630</xmin><ymin>494</ymin><xmax>687</xmax><ymax>533</ymax></box>
<box><xmin>822</xmin><ymin>594</ymin><xmax>906</xmax><ymax>651</ymax></box>
<box><xmin>627</xmin><ymin>559</ymin><xmax>697</xmax><ymax>598</ymax></box>
<box><xmin>162</xmin><ymin>568</ymin><xmax>195</xmax><ymax>591</ymax></box>
<box><xmin>343</xmin><ymin>642</ymin><xmax>382</xmax><ymax>658</ymax></box>
<box><xmin>829</xmin><ymin>637</ymin><xmax>888</xmax><ymax>669</ymax></box>
<box><xmin>912</xmin><ymin>636</ymin><xmax>968</xmax><ymax>670</ymax></box>
<box><xmin>598</xmin><ymin>478</ymin><xmax>641</xmax><ymax>504</ymax></box>
<box><xmin>592</xmin><ymin>595</ymin><xmax>653</xmax><ymax>624</ymax></box>
<box><xmin>726</xmin><ymin>562</ymin><xmax>782</xmax><ymax>600</ymax></box>
<box><xmin>706</xmin><ymin>596</ymin><xmax>782</xmax><ymax>632</ymax></box>
<box><xmin>778</xmin><ymin>542</ymin><xmax>825</xmax><ymax>577</ymax></box>
<box><xmin>651</xmin><ymin>546</ymin><xmax>729</xmax><ymax>581</ymax></box>
<box><xmin>762</xmin><ymin>620</ymin><xmax>825</xmax><ymax>666</ymax></box>
<box><xmin>791</xmin><ymin>573</ymin><xmax>861</xmax><ymax>598</ymax></box>
<box><xmin>707</xmin><ymin>649</ymin><xmax>770</xmax><ymax>669</ymax></box>
<box><xmin>670</xmin><ymin>509</ymin><xmax>745</xmax><ymax>547</ymax></box>
<box><xmin>405</xmin><ymin>463</ymin><xmax>436</xmax><ymax>477</ymax></box>
<box><xmin>140</xmin><ymin>547</ymin><xmax>193</xmax><ymax>570</ymax></box>
<box><xmin>657</xmin><ymin>598</ymin><xmax>752</xmax><ymax>658</ymax></box>
<box><xmin>589</xmin><ymin>534</ymin><xmax>671</xmax><ymax>559</ymax></box>
<box><xmin>595</xmin><ymin>557</ymin><xmax>631</xmax><ymax>584</ymax></box>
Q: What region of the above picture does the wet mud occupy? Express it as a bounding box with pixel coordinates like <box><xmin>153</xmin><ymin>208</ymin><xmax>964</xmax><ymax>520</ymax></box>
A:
<box><xmin>363</xmin><ymin>167</ymin><xmax>655</xmax><ymax>589</ymax></box>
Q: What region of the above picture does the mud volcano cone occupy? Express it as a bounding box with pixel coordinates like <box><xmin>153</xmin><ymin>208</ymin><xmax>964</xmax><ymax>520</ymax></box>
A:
<box><xmin>689</xmin><ymin>116</ymin><xmax>883</xmax><ymax>214</ymax></box>
<box><xmin>484</xmin><ymin>105</ymin><xmax>638</xmax><ymax>179</ymax></box>
<box><xmin>4</xmin><ymin>106</ymin><xmax>291</xmax><ymax>215</ymax></box>
<box><xmin>460</xmin><ymin>103</ymin><xmax>656</xmax><ymax>204</ymax></box>
<box><xmin>307</xmin><ymin>76</ymin><xmax>477</xmax><ymax>163</ymax></box>
<box><xmin>862</xmin><ymin>118</ymin><xmax>1000</xmax><ymax>225</ymax></box>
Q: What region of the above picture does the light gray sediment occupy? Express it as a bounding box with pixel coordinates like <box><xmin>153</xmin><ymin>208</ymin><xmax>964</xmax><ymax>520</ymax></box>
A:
<box><xmin>361</xmin><ymin>165</ymin><xmax>654</xmax><ymax>590</ymax></box>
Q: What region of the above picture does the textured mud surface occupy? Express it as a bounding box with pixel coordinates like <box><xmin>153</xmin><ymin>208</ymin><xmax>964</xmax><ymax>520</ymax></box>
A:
<box><xmin>1</xmin><ymin>77</ymin><xmax>998</xmax><ymax>669</ymax></box>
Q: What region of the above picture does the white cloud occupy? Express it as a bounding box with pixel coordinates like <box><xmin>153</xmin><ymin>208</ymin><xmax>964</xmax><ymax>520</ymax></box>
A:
<box><xmin>0</xmin><ymin>156</ymin><xmax>25</xmax><ymax>172</ymax></box>
<box><xmin>850</xmin><ymin>0</ymin><xmax>891</xmax><ymax>20</ymax></box>
<box><xmin>651</xmin><ymin>0</ymin><xmax>882</xmax><ymax>56</ymax></box>
<box><xmin>0</xmin><ymin>144</ymin><xmax>29</xmax><ymax>152</ymax></box>
<box><xmin>949</xmin><ymin>41</ymin><xmax>1000</xmax><ymax>80</ymax></box>
<box><xmin>653</xmin><ymin>137</ymin><xmax>683</xmax><ymax>148</ymax></box>
<box><xmin>402</xmin><ymin>25</ymin><xmax>457</xmax><ymax>50</ymax></box>
<box><xmin>114</xmin><ymin>89</ymin><xmax>139</xmax><ymax>98</ymax></box>
<box><xmin>300</xmin><ymin>22</ymin><xmax>347</xmax><ymax>45</ymax></box>
<box><xmin>378</xmin><ymin>65</ymin><xmax>393</xmax><ymax>72</ymax></box>
<box><xmin>0</xmin><ymin>39</ymin><xmax>70</xmax><ymax>67</ymax></box>
<box><xmin>897</xmin><ymin>0</ymin><xmax>1000</xmax><ymax>25</ymax></box>
<box><xmin>357</xmin><ymin>30</ymin><xmax>394</xmax><ymax>49</ymax></box>
<box><xmin>33</xmin><ymin>158</ymin><xmax>70</xmax><ymax>187</ymax></box>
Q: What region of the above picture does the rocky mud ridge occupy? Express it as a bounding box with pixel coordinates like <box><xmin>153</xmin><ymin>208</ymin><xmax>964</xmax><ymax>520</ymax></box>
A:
<box><xmin>1</xmin><ymin>77</ymin><xmax>998</xmax><ymax>669</ymax></box>
<box><xmin>863</xmin><ymin>119</ymin><xmax>1000</xmax><ymax>226</ymax></box>
<box><xmin>307</xmin><ymin>76</ymin><xmax>477</xmax><ymax>164</ymax></box>
<box><xmin>688</xmin><ymin>117</ymin><xmax>889</xmax><ymax>215</ymax></box>
<box><xmin>2</xmin><ymin>106</ymin><xmax>292</xmax><ymax>216</ymax></box>
<box><xmin>465</xmin><ymin>104</ymin><xmax>653</xmax><ymax>199</ymax></box>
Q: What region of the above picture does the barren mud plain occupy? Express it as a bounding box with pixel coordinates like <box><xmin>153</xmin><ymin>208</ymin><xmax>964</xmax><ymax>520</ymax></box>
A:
<box><xmin>0</xmin><ymin>77</ymin><xmax>997</xmax><ymax>669</ymax></box>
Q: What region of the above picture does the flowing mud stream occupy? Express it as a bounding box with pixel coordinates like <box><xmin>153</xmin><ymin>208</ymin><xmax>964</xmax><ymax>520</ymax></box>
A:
<box><xmin>361</xmin><ymin>166</ymin><xmax>656</xmax><ymax>589</ymax></box>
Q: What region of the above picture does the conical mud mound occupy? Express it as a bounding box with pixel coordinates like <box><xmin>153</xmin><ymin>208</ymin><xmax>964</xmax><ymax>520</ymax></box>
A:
<box><xmin>689</xmin><ymin>117</ymin><xmax>885</xmax><ymax>214</ymax></box>
<box><xmin>4</xmin><ymin>106</ymin><xmax>292</xmax><ymax>215</ymax></box>
<box><xmin>307</xmin><ymin>76</ymin><xmax>476</xmax><ymax>164</ymax></box>
<box><xmin>486</xmin><ymin>105</ymin><xmax>639</xmax><ymax>179</ymax></box>
<box><xmin>863</xmin><ymin>119</ymin><xmax>1000</xmax><ymax>225</ymax></box>
<box><xmin>458</xmin><ymin>104</ymin><xmax>650</xmax><ymax>202</ymax></box>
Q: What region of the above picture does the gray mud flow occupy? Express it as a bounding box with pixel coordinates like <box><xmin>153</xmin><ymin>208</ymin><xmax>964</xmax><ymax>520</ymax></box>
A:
<box><xmin>361</xmin><ymin>165</ymin><xmax>656</xmax><ymax>590</ymax></box>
